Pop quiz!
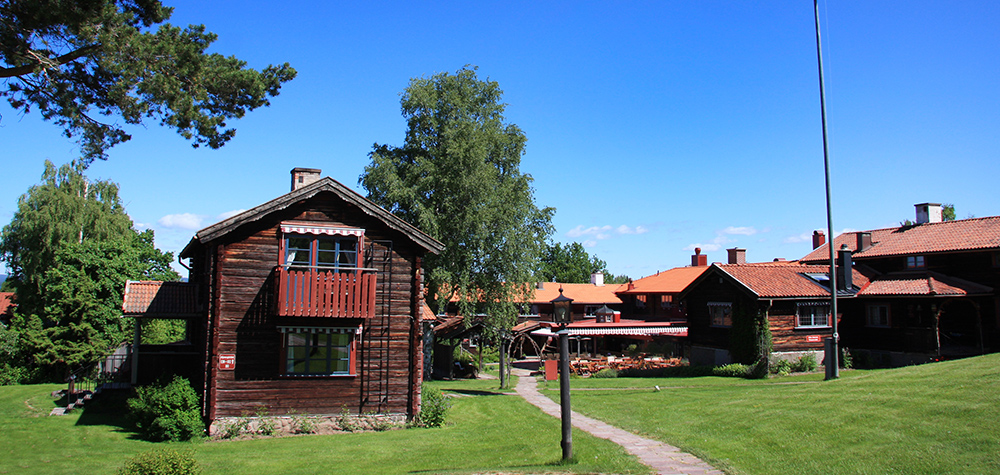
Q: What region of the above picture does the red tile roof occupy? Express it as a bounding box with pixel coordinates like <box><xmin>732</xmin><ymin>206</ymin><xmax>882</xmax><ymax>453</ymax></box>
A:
<box><xmin>530</xmin><ymin>281</ymin><xmax>623</xmax><ymax>305</ymax></box>
<box><xmin>122</xmin><ymin>281</ymin><xmax>199</xmax><ymax>317</ymax></box>
<box><xmin>802</xmin><ymin>216</ymin><xmax>1000</xmax><ymax>262</ymax></box>
<box><xmin>716</xmin><ymin>262</ymin><xmax>871</xmax><ymax>299</ymax></box>
<box><xmin>858</xmin><ymin>271</ymin><xmax>993</xmax><ymax>297</ymax></box>
<box><xmin>616</xmin><ymin>266</ymin><xmax>709</xmax><ymax>295</ymax></box>
<box><xmin>0</xmin><ymin>292</ymin><xmax>14</xmax><ymax>319</ymax></box>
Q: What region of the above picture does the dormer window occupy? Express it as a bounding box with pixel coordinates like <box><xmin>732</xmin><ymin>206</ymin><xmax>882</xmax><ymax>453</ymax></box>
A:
<box><xmin>906</xmin><ymin>255</ymin><xmax>925</xmax><ymax>269</ymax></box>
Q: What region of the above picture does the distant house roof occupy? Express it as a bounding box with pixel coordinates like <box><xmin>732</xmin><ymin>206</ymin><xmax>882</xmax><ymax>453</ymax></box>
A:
<box><xmin>530</xmin><ymin>281</ymin><xmax>623</xmax><ymax>305</ymax></box>
<box><xmin>616</xmin><ymin>266</ymin><xmax>709</xmax><ymax>295</ymax></box>
<box><xmin>180</xmin><ymin>177</ymin><xmax>444</xmax><ymax>257</ymax></box>
<box><xmin>0</xmin><ymin>292</ymin><xmax>14</xmax><ymax>321</ymax></box>
<box><xmin>858</xmin><ymin>271</ymin><xmax>993</xmax><ymax>297</ymax></box>
<box><xmin>692</xmin><ymin>261</ymin><xmax>871</xmax><ymax>300</ymax></box>
<box><xmin>122</xmin><ymin>281</ymin><xmax>200</xmax><ymax>318</ymax></box>
<box><xmin>802</xmin><ymin>216</ymin><xmax>1000</xmax><ymax>262</ymax></box>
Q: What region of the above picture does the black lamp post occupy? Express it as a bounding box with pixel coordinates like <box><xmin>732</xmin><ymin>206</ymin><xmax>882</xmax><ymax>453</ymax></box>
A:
<box><xmin>551</xmin><ymin>288</ymin><xmax>574</xmax><ymax>461</ymax></box>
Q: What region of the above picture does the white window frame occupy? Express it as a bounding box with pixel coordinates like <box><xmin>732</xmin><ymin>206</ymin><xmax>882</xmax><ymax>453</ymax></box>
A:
<box><xmin>796</xmin><ymin>302</ymin><xmax>831</xmax><ymax>328</ymax></box>
<box><xmin>278</xmin><ymin>326</ymin><xmax>359</xmax><ymax>377</ymax></box>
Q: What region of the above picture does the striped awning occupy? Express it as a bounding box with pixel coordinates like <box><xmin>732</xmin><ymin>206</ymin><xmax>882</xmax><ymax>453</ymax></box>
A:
<box><xmin>531</xmin><ymin>326</ymin><xmax>688</xmax><ymax>337</ymax></box>
<box><xmin>280</xmin><ymin>223</ymin><xmax>364</xmax><ymax>237</ymax></box>
<box><xmin>277</xmin><ymin>325</ymin><xmax>362</xmax><ymax>334</ymax></box>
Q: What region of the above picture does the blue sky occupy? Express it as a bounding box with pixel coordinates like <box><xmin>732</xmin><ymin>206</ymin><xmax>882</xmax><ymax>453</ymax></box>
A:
<box><xmin>2</xmin><ymin>1</ymin><xmax>998</xmax><ymax>279</ymax></box>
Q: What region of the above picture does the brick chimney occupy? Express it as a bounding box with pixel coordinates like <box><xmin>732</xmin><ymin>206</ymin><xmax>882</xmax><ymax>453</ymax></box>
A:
<box><xmin>856</xmin><ymin>232</ymin><xmax>872</xmax><ymax>252</ymax></box>
<box><xmin>291</xmin><ymin>168</ymin><xmax>322</xmax><ymax>191</ymax></box>
<box><xmin>812</xmin><ymin>230</ymin><xmax>826</xmax><ymax>250</ymax></box>
<box><xmin>727</xmin><ymin>248</ymin><xmax>746</xmax><ymax>264</ymax></box>
<box><xmin>691</xmin><ymin>248</ymin><xmax>707</xmax><ymax>266</ymax></box>
<box><xmin>915</xmin><ymin>203</ymin><xmax>942</xmax><ymax>224</ymax></box>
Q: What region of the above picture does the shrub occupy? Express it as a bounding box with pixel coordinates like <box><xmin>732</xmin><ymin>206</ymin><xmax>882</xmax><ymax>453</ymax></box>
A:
<box><xmin>746</xmin><ymin>357</ymin><xmax>769</xmax><ymax>379</ymax></box>
<box><xmin>591</xmin><ymin>368</ymin><xmax>618</xmax><ymax>378</ymax></box>
<box><xmin>288</xmin><ymin>409</ymin><xmax>315</xmax><ymax>434</ymax></box>
<box><xmin>712</xmin><ymin>363</ymin><xmax>749</xmax><ymax>378</ymax></box>
<box><xmin>253</xmin><ymin>406</ymin><xmax>276</xmax><ymax>436</ymax></box>
<box><xmin>417</xmin><ymin>383</ymin><xmax>449</xmax><ymax>428</ymax></box>
<box><xmin>840</xmin><ymin>347</ymin><xmax>853</xmax><ymax>369</ymax></box>
<box><xmin>791</xmin><ymin>354</ymin><xmax>818</xmax><ymax>373</ymax></box>
<box><xmin>337</xmin><ymin>405</ymin><xmax>361</xmax><ymax>432</ymax></box>
<box><xmin>127</xmin><ymin>376</ymin><xmax>204</xmax><ymax>442</ymax></box>
<box><xmin>118</xmin><ymin>448</ymin><xmax>200</xmax><ymax>475</ymax></box>
<box><xmin>770</xmin><ymin>358</ymin><xmax>792</xmax><ymax>376</ymax></box>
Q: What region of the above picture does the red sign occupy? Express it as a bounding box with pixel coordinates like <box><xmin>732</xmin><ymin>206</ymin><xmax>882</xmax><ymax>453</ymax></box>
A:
<box><xmin>806</xmin><ymin>335</ymin><xmax>822</xmax><ymax>343</ymax></box>
<box><xmin>219</xmin><ymin>353</ymin><xmax>236</xmax><ymax>370</ymax></box>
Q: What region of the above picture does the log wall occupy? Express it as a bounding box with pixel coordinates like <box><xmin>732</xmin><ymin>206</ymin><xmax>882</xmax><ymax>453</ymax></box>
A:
<box><xmin>199</xmin><ymin>197</ymin><xmax>425</xmax><ymax>420</ymax></box>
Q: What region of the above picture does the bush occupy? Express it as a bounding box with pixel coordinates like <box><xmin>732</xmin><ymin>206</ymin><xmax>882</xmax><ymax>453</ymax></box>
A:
<box><xmin>770</xmin><ymin>358</ymin><xmax>792</xmax><ymax>376</ymax></box>
<box><xmin>791</xmin><ymin>354</ymin><xmax>818</xmax><ymax>373</ymax></box>
<box><xmin>118</xmin><ymin>448</ymin><xmax>200</xmax><ymax>475</ymax></box>
<box><xmin>417</xmin><ymin>383</ymin><xmax>449</xmax><ymax>427</ymax></box>
<box><xmin>713</xmin><ymin>363</ymin><xmax>749</xmax><ymax>378</ymax></box>
<box><xmin>591</xmin><ymin>368</ymin><xmax>618</xmax><ymax>378</ymax></box>
<box><xmin>746</xmin><ymin>357</ymin><xmax>769</xmax><ymax>379</ymax></box>
<box><xmin>127</xmin><ymin>376</ymin><xmax>204</xmax><ymax>442</ymax></box>
<box><xmin>840</xmin><ymin>347</ymin><xmax>853</xmax><ymax>369</ymax></box>
<box><xmin>288</xmin><ymin>409</ymin><xmax>315</xmax><ymax>434</ymax></box>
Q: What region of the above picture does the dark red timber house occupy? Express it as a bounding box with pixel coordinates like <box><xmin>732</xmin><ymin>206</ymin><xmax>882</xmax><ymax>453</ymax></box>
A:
<box><xmin>122</xmin><ymin>168</ymin><xmax>443</xmax><ymax>432</ymax></box>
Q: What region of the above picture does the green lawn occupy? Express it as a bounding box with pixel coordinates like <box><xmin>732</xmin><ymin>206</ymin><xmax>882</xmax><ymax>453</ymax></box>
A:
<box><xmin>0</xmin><ymin>376</ymin><xmax>650</xmax><ymax>475</ymax></box>
<box><xmin>540</xmin><ymin>354</ymin><xmax>1000</xmax><ymax>475</ymax></box>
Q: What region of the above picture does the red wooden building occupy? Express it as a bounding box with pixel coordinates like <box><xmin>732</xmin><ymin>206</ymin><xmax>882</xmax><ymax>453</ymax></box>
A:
<box><xmin>122</xmin><ymin>168</ymin><xmax>443</xmax><ymax>430</ymax></box>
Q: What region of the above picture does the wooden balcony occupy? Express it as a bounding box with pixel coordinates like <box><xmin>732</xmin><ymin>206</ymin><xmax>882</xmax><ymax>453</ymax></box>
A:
<box><xmin>277</xmin><ymin>267</ymin><xmax>377</xmax><ymax>318</ymax></box>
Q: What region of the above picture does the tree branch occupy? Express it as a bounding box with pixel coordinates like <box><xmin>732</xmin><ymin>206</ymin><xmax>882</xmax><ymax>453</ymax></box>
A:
<box><xmin>0</xmin><ymin>44</ymin><xmax>101</xmax><ymax>79</ymax></box>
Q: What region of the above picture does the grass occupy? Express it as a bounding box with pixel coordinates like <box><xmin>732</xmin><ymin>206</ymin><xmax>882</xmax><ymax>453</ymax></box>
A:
<box><xmin>539</xmin><ymin>354</ymin><xmax>1000</xmax><ymax>474</ymax></box>
<box><xmin>0</xmin><ymin>376</ymin><xmax>650</xmax><ymax>475</ymax></box>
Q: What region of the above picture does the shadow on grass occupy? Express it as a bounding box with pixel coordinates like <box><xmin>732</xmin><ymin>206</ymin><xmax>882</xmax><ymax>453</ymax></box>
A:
<box><xmin>408</xmin><ymin>459</ymin><xmax>574</xmax><ymax>474</ymax></box>
<box><xmin>441</xmin><ymin>389</ymin><xmax>511</xmax><ymax>397</ymax></box>
<box><xmin>74</xmin><ymin>389</ymin><xmax>135</xmax><ymax>434</ymax></box>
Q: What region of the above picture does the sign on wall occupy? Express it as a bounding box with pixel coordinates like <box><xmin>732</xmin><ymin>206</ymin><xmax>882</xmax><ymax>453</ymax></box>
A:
<box><xmin>806</xmin><ymin>335</ymin><xmax>822</xmax><ymax>343</ymax></box>
<box><xmin>219</xmin><ymin>353</ymin><xmax>236</xmax><ymax>370</ymax></box>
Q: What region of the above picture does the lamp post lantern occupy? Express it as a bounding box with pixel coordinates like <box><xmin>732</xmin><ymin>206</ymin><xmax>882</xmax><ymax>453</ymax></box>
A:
<box><xmin>551</xmin><ymin>288</ymin><xmax>574</xmax><ymax>461</ymax></box>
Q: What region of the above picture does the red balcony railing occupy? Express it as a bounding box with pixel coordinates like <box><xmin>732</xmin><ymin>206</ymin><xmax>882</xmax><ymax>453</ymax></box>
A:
<box><xmin>277</xmin><ymin>267</ymin><xmax>377</xmax><ymax>318</ymax></box>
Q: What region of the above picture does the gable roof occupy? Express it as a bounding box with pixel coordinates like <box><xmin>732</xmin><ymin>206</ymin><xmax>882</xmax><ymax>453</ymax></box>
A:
<box><xmin>858</xmin><ymin>271</ymin><xmax>993</xmax><ymax>297</ymax></box>
<box><xmin>616</xmin><ymin>266</ymin><xmax>708</xmax><ymax>295</ymax></box>
<box><xmin>181</xmin><ymin>177</ymin><xmax>444</xmax><ymax>257</ymax></box>
<box><xmin>122</xmin><ymin>281</ymin><xmax>200</xmax><ymax>318</ymax></box>
<box><xmin>696</xmin><ymin>261</ymin><xmax>871</xmax><ymax>299</ymax></box>
<box><xmin>802</xmin><ymin>216</ymin><xmax>1000</xmax><ymax>262</ymax></box>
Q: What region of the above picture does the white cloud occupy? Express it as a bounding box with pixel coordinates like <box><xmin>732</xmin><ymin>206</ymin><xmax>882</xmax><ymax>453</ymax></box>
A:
<box><xmin>582</xmin><ymin>239</ymin><xmax>598</xmax><ymax>248</ymax></box>
<box><xmin>784</xmin><ymin>232</ymin><xmax>812</xmax><ymax>244</ymax></box>
<box><xmin>567</xmin><ymin>224</ymin><xmax>650</xmax><ymax>241</ymax></box>
<box><xmin>722</xmin><ymin>226</ymin><xmax>757</xmax><ymax>236</ymax></box>
<box><xmin>157</xmin><ymin>213</ymin><xmax>204</xmax><ymax>230</ymax></box>
<box><xmin>616</xmin><ymin>224</ymin><xmax>649</xmax><ymax>235</ymax></box>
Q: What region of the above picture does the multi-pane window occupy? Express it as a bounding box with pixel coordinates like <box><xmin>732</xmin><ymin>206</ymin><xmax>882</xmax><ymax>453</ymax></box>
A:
<box><xmin>796</xmin><ymin>303</ymin><xmax>830</xmax><ymax>328</ymax></box>
<box><xmin>284</xmin><ymin>331</ymin><xmax>353</xmax><ymax>376</ymax></box>
<box><xmin>708</xmin><ymin>302</ymin><xmax>732</xmax><ymax>327</ymax></box>
<box><xmin>906</xmin><ymin>255</ymin><xmax>925</xmax><ymax>269</ymax></box>
<box><xmin>867</xmin><ymin>304</ymin><xmax>890</xmax><ymax>327</ymax></box>
<box><xmin>284</xmin><ymin>235</ymin><xmax>358</xmax><ymax>271</ymax></box>
<box><xmin>635</xmin><ymin>295</ymin><xmax>647</xmax><ymax>309</ymax></box>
